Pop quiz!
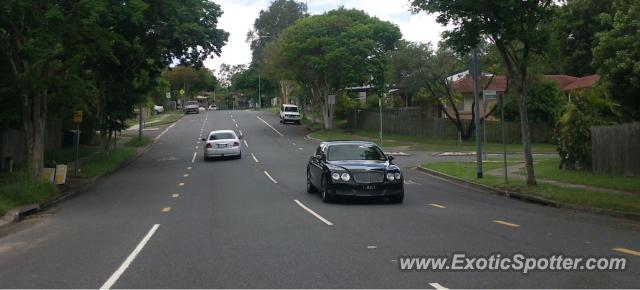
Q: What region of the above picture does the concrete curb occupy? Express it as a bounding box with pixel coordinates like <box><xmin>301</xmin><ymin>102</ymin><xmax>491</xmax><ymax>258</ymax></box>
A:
<box><xmin>0</xmin><ymin>136</ymin><xmax>156</xmax><ymax>230</ymax></box>
<box><xmin>416</xmin><ymin>166</ymin><xmax>640</xmax><ymax>221</ymax></box>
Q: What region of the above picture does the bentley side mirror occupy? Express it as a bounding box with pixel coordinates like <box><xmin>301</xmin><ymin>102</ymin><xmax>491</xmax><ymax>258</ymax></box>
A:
<box><xmin>388</xmin><ymin>156</ymin><xmax>395</xmax><ymax>162</ymax></box>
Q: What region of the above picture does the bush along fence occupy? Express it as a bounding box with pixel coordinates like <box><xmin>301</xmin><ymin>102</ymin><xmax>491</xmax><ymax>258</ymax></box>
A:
<box><xmin>591</xmin><ymin>122</ymin><xmax>640</xmax><ymax>176</ymax></box>
<box><xmin>348</xmin><ymin>108</ymin><xmax>553</xmax><ymax>144</ymax></box>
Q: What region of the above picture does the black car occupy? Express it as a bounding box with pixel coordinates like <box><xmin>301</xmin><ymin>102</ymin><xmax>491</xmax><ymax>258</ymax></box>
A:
<box><xmin>306</xmin><ymin>141</ymin><xmax>404</xmax><ymax>203</ymax></box>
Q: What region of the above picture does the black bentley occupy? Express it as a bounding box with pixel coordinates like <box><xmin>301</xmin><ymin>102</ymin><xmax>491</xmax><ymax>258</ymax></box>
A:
<box><xmin>306</xmin><ymin>141</ymin><xmax>404</xmax><ymax>203</ymax></box>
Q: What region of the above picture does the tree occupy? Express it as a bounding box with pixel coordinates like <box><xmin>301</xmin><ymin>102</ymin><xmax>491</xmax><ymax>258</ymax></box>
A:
<box><xmin>217</xmin><ymin>63</ymin><xmax>247</xmax><ymax>89</ymax></box>
<box><xmin>495</xmin><ymin>78</ymin><xmax>566</xmax><ymax>126</ymax></box>
<box><xmin>163</xmin><ymin>66</ymin><xmax>218</xmax><ymax>96</ymax></box>
<box><xmin>230</xmin><ymin>66</ymin><xmax>277</xmax><ymax>107</ymax></box>
<box><xmin>555</xmin><ymin>0</ymin><xmax>615</xmax><ymax>76</ymax></box>
<box><xmin>592</xmin><ymin>0</ymin><xmax>640</xmax><ymax>121</ymax></box>
<box><xmin>247</xmin><ymin>0</ymin><xmax>308</xmax><ymax>64</ymax></box>
<box><xmin>411</xmin><ymin>0</ymin><xmax>556</xmax><ymax>185</ymax></box>
<box><xmin>269</xmin><ymin>8</ymin><xmax>402</xmax><ymax>129</ymax></box>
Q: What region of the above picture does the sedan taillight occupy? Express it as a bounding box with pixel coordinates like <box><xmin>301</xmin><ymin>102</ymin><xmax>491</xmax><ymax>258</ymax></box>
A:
<box><xmin>206</xmin><ymin>143</ymin><xmax>212</xmax><ymax>149</ymax></box>
<box><xmin>233</xmin><ymin>141</ymin><xmax>240</xmax><ymax>147</ymax></box>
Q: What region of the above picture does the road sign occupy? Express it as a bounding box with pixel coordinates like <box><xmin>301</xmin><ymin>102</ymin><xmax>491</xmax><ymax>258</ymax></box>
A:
<box><xmin>483</xmin><ymin>90</ymin><xmax>497</xmax><ymax>100</ymax></box>
<box><xmin>179</xmin><ymin>89</ymin><xmax>185</xmax><ymax>96</ymax></box>
<box><xmin>166</xmin><ymin>92</ymin><xmax>171</xmax><ymax>99</ymax></box>
<box><xmin>328</xmin><ymin>95</ymin><xmax>336</xmax><ymax>105</ymax></box>
<box><xmin>73</xmin><ymin>111</ymin><xmax>83</xmax><ymax>123</ymax></box>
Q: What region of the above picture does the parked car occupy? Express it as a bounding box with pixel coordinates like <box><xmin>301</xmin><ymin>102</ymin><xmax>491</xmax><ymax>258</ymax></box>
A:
<box><xmin>306</xmin><ymin>141</ymin><xmax>404</xmax><ymax>203</ymax></box>
<box><xmin>279</xmin><ymin>104</ymin><xmax>301</xmax><ymax>124</ymax></box>
<box><xmin>153</xmin><ymin>105</ymin><xmax>164</xmax><ymax>114</ymax></box>
<box><xmin>184</xmin><ymin>101</ymin><xmax>199</xmax><ymax>114</ymax></box>
<box><xmin>202</xmin><ymin>130</ymin><xmax>242</xmax><ymax>160</ymax></box>
<box><xmin>208</xmin><ymin>104</ymin><xmax>218</xmax><ymax>111</ymax></box>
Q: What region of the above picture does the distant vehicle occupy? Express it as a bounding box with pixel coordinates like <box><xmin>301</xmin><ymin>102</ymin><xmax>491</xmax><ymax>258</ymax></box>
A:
<box><xmin>279</xmin><ymin>104</ymin><xmax>301</xmax><ymax>124</ymax></box>
<box><xmin>208</xmin><ymin>104</ymin><xmax>218</xmax><ymax>111</ymax></box>
<box><xmin>153</xmin><ymin>105</ymin><xmax>164</xmax><ymax>114</ymax></box>
<box><xmin>202</xmin><ymin>130</ymin><xmax>242</xmax><ymax>160</ymax></box>
<box><xmin>306</xmin><ymin>141</ymin><xmax>404</xmax><ymax>203</ymax></box>
<box><xmin>184</xmin><ymin>101</ymin><xmax>199</xmax><ymax>114</ymax></box>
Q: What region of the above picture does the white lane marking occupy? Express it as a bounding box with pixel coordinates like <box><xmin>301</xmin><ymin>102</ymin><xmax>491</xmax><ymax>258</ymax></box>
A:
<box><xmin>429</xmin><ymin>283</ymin><xmax>448</xmax><ymax>290</ymax></box>
<box><xmin>243</xmin><ymin>139</ymin><xmax>249</xmax><ymax>148</ymax></box>
<box><xmin>298</xmin><ymin>147</ymin><xmax>303</xmax><ymax>150</ymax></box>
<box><xmin>233</xmin><ymin>119</ymin><xmax>236</xmax><ymax>122</ymax></box>
<box><xmin>264</xmin><ymin>171</ymin><xmax>278</xmax><ymax>184</ymax></box>
<box><xmin>192</xmin><ymin>152</ymin><xmax>197</xmax><ymax>163</ymax></box>
<box><xmin>195</xmin><ymin>146</ymin><xmax>199</xmax><ymax>149</ymax></box>
<box><xmin>292</xmin><ymin>142</ymin><xmax>297</xmax><ymax>146</ymax></box>
<box><xmin>100</xmin><ymin>224</ymin><xmax>160</xmax><ymax>290</ymax></box>
<box><xmin>235</xmin><ymin>123</ymin><xmax>239</xmax><ymax>128</ymax></box>
<box><xmin>155</xmin><ymin>122</ymin><xmax>177</xmax><ymax>141</ymax></box>
<box><xmin>256</xmin><ymin>116</ymin><xmax>284</xmax><ymax>137</ymax></box>
<box><xmin>239</xmin><ymin>130</ymin><xmax>243</xmax><ymax>136</ymax></box>
<box><xmin>251</xmin><ymin>153</ymin><xmax>259</xmax><ymax>163</ymax></box>
<box><xmin>294</xmin><ymin>199</ymin><xmax>333</xmax><ymax>226</ymax></box>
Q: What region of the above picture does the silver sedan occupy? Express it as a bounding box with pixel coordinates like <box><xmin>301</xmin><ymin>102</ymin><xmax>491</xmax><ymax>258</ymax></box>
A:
<box><xmin>202</xmin><ymin>130</ymin><xmax>242</xmax><ymax>160</ymax></box>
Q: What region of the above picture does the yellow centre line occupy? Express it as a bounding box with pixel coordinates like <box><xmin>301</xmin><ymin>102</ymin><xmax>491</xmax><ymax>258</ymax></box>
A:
<box><xmin>429</xmin><ymin>203</ymin><xmax>446</xmax><ymax>209</ymax></box>
<box><xmin>171</xmin><ymin>193</ymin><xmax>180</xmax><ymax>198</ymax></box>
<box><xmin>612</xmin><ymin>247</ymin><xmax>640</xmax><ymax>257</ymax></box>
<box><xmin>162</xmin><ymin>207</ymin><xmax>171</xmax><ymax>213</ymax></box>
<box><xmin>493</xmin><ymin>220</ymin><xmax>520</xmax><ymax>227</ymax></box>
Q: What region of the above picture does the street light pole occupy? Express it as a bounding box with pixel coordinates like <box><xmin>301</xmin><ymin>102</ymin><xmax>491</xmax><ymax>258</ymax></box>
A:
<box><xmin>258</xmin><ymin>69</ymin><xmax>261</xmax><ymax>110</ymax></box>
<box><xmin>472</xmin><ymin>48</ymin><xmax>483</xmax><ymax>178</ymax></box>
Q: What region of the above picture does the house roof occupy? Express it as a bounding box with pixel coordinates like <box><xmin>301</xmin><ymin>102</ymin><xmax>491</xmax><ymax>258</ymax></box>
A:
<box><xmin>453</xmin><ymin>75</ymin><xmax>508</xmax><ymax>93</ymax></box>
<box><xmin>452</xmin><ymin>74</ymin><xmax>600</xmax><ymax>94</ymax></box>
<box><xmin>562</xmin><ymin>74</ymin><xmax>601</xmax><ymax>92</ymax></box>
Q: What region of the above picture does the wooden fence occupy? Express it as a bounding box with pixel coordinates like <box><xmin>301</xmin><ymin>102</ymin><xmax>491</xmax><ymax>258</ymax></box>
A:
<box><xmin>591</xmin><ymin>122</ymin><xmax>640</xmax><ymax>176</ymax></box>
<box><xmin>349</xmin><ymin>108</ymin><xmax>553</xmax><ymax>144</ymax></box>
<box><xmin>0</xmin><ymin>119</ymin><xmax>63</xmax><ymax>171</ymax></box>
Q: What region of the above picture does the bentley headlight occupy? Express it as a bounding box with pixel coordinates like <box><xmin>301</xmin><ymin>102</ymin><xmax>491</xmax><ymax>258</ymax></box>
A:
<box><xmin>341</xmin><ymin>173</ymin><xmax>350</xmax><ymax>181</ymax></box>
<box><xmin>395</xmin><ymin>172</ymin><xmax>401</xmax><ymax>180</ymax></box>
<box><xmin>386</xmin><ymin>172</ymin><xmax>395</xmax><ymax>181</ymax></box>
<box><xmin>331</xmin><ymin>172</ymin><xmax>341</xmax><ymax>180</ymax></box>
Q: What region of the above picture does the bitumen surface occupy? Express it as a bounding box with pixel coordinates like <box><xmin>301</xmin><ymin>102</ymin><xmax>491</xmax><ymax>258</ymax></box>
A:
<box><xmin>0</xmin><ymin>110</ymin><xmax>638</xmax><ymax>288</ymax></box>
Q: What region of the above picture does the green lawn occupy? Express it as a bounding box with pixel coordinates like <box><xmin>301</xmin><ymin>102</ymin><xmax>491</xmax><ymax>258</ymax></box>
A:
<box><xmin>126</xmin><ymin>111</ymin><xmax>183</xmax><ymax>128</ymax></box>
<box><xmin>44</xmin><ymin>146</ymin><xmax>99</xmax><ymax>168</ymax></box>
<box><xmin>0</xmin><ymin>172</ymin><xmax>57</xmax><ymax>216</ymax></box>
<box><xmin>78</xmin><ymin>147</ymin><xmax>136</xmax><ymax>178</ymax></box>
<box><xmin>125</xmin><ymin>136</ymin><xmax>152</xmax><ymax>147</ymax></box>
<box><xmin>310</xmin><ymin>129</ymin><xmax>557</xmax><ymax>153</ymax></box>
<box><xmin>530</xmin><ymin>159</ymin><xmax>640</xmax><ymax>193</ymax></box>
<box><xmin>422</xmin><ymin>161</ymin><xmax>640</xmax><ymax>214</ymax></box>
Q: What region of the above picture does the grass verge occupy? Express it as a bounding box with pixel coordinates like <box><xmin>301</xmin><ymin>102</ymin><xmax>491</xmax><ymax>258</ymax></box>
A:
<box><xmin>44</xmin><ymin>146</ymin><xmax>99</xmax><ymax>167</ymax></box>
<box><xmin>125</xmin><ymin>136</ymin><xmax>152</xmax><ymax>147</ymax></box>
<box><xmin>78</xmin><ymin>147</ymin><xmax>136</xmax><ymax>178</ymax></box>
<box><xmin>527</xmin><ymin>159</ymin><xmax>640</xmax><ymax>193</ymax></box>
<box><xmin>310</xmin><ymin>128</ymin><xmax>557</xmax><ymax>153</ymax></box>
<box><xmin>0</xmin><ymin>172</ymin><xmax>57</xmax><ymax>216</ymax></box>
<box><xmin>422</xmin><ymin>161</ymin><xmax>640</xmax><ymax>214</ymax></box>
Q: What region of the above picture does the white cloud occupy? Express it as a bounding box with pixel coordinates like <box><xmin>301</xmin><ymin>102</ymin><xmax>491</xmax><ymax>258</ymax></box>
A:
<box><xmin>204</xmin><ymin>0</ymin><xmax>443</xmax><ymax>72</ymax></box>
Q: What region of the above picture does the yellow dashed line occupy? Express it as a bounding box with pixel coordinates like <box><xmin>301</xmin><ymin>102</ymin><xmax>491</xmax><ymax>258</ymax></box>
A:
<box><xmin>171</xmin><ymin>193</ymin><xmax>180</xmax><ymax>198</ymax></box>
<box><xmin>493</xmin><ymin>220</ymin><xmax>520</xmax><ymax>227</ymax></box>
<box><xmin>613</xmin><ymin>247</ymin><xmax>640</xmax><ymax>257</ymax></box>
<box><xmin>429</xmin><ymin>203</ymin><xmax>446</xmax><ymax>209</ymax></box>
<box><xmin>183</xmin><ymin>174</ymin><xmax>189</xmax><ymax>177</ymax></box>
<box><xmin>162</xmin><ymin>207</ymin><xmax>171</xmax><ymax>213</ymax></box>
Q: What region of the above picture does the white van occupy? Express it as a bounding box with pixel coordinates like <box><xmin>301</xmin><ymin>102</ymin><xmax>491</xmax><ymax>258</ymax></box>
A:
<box><xmin>279</xmin><ymin>104</ymin><xmax>301</xmax><ymax>124</ymax></box>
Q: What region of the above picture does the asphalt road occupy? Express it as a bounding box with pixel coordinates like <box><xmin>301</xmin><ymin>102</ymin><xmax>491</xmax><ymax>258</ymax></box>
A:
<box><xmin>0</xmin><ymin>110</ymin><xmax>638</xmax><ymax>289</ymax></box>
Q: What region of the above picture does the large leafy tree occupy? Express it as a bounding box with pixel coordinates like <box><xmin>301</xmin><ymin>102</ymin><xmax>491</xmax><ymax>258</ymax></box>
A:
<box><xmin>494</xmin><ymin>78</ymin><xmax>566</xmax><ymax>126</ymax></box>
<box><xmin>411</xmin><ymin>0</ymin><xmax>556</xmax><ymax>185</ymax></box>
<box><xmin>230</xmin><ymin>66</ymin><xmax>277</xmax><ymax>107</ymax></box>
<box><xmin>592</xmin><ymin>0</ymin><xmax>640</xmax><ymax>121</ymax></box>
<box><xmin>270</xmin><ymin>8</ymin><xmax>401</xmax><ymax>129</ymax></box>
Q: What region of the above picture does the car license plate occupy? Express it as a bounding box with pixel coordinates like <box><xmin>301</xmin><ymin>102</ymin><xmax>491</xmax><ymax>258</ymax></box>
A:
<box><xmin>217</xmin><ymin>144</ymin><xmax>227</xmax><ymax>148</ymax></box>
<box><xmin>364</xmin><ymin>185</ymin><xmax>376</xmax><ymax>190</ymax></box>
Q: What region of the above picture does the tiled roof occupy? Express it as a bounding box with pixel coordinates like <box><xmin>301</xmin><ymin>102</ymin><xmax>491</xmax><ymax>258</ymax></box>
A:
<box><xmin>543</xmin><ymin>75</ymin><xmax>579</xmax><ymax>90</ymax></box>
<box><xmin>452</xmin><ymin>75</ymin><xmax>508</xmax><ymax>93</ymax></box>
<box><xmin>562</xmin><ymin>74</ymin><xmax>601</xmax><ymax>92</ymax></box>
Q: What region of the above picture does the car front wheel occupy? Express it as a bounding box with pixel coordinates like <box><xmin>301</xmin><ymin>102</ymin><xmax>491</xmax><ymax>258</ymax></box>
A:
<box><xmin>321</xmin><ymin>176</ymin><xmax>333</xmax><ymax>203</ymax></box>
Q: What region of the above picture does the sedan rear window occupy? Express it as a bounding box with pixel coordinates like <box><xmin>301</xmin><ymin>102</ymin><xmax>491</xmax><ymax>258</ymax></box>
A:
<box><xmin>327</xmin><ymin>144</ymin><xmax>386</xmax><ymax>161</ymax></box>
<box><xmin>209</xmin><ymin>132</ymin><xmax>236</xmax><ymax>140</ymax></box>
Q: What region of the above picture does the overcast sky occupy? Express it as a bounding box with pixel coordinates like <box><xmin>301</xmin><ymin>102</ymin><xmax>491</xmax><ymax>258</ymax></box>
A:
<box><xmin>204</xmin><ymin>0</ymin><xmax>444</xmax><ymax>73</ymax></box>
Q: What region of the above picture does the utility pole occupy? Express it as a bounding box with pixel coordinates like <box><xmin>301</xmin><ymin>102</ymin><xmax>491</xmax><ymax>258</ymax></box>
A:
<box><xmin>138</xmin><ymin>101</ymin><xmax>143</xmax><ymax>140</ymax></box>
<box><xmin>501</xmin><ymin>93</ymin><xmax>508</xmax><ymax>183</ymax></box>
<box><xmin>472</xmin><ymin>48</ymin><xmax>483</xmax><ymax>178</ymax></box>
<box><xmin>258</xmin><ymin>70</ymin><xmax>261</xmax><ymax>110</ymax></box>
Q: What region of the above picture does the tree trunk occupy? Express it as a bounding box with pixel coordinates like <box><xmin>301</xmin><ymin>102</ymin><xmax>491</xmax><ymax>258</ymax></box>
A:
<box><xmin>516</xmin><ymin>85</ymin><xmax>537</xmax><ymax>186</ymax></box>
<box><xmin>22</xmin><ymin>90</ymin><xmax>47</xmax><ymax>178</ymax></box>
